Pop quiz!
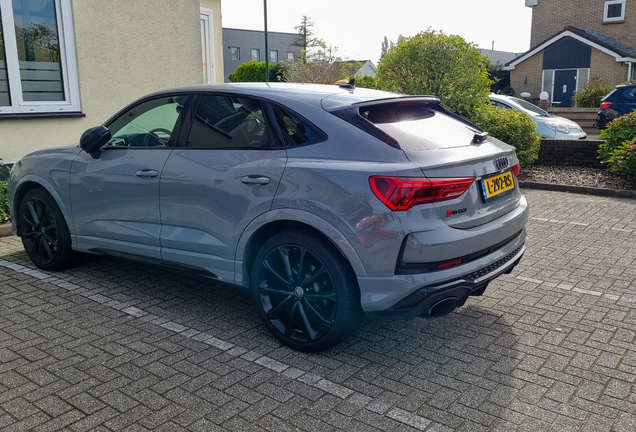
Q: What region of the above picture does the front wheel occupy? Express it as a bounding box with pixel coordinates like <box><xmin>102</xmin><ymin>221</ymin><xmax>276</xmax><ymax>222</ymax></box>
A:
<box><xmin>18</xmin><ymin>189</ymin><xmax>76</xmax><ymax>271</ymax></box>
<box><xmin>251</xmin><ymin>231</ymin><xmax>364</xmax><ymax>352</ymax></box>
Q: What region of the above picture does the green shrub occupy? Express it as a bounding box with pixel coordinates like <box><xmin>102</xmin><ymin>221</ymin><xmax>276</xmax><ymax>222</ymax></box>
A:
<box><xmin>0</xmin><ymin>162</ymin><xmax>10</xmax><ymax>223</ymax></box>
<box><xmin>599</xmin><ymin>112</ymin><xmax>636</xmax><ymax>176</ymax></box>
<box><xmin>354</xmin><ymin>74</ymin><xmax>377</xmax><ymax>89</ymax></box>
<box><xmin>572</xmin><ymin>78</ymin><xmax>614</xmax><ymax>107</ymax></box>
<box><xmin>469</xmin><ymin>104</ymin><xmax>542</xmax><ymax>165</ymax></box>
<box><xmin>228</xmin><ymin>61</ymin><xmax>286</xmax><ymax>82</ymax></box>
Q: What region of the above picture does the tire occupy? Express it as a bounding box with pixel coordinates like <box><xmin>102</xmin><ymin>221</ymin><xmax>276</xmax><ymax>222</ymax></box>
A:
<box><xmin>18</xmin><ymin>189</ymin><xmax>76</xmax><ymax>271</ymax></box>
<box><xmin>251</xmin><ymin>231</ymin><xmax>364</xmax><ymax>352</ymax></box>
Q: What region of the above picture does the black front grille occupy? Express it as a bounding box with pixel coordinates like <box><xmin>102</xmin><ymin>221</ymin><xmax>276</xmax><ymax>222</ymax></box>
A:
<box><xmin>464</xmin><ymin>244</ymin><xmax>524</xmax><ymax>281</ymax></box>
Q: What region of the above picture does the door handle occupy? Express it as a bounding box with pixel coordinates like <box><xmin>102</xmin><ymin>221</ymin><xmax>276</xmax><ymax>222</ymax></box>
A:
<box><xmin>241</xmin><ymin>175</ymin><xmax>271</xmax><ymax>185</ymax></box>
<box><xmin>136</xmin><ymin>169</ymin><xmax>159</xmax><ymax>178</ymax></box>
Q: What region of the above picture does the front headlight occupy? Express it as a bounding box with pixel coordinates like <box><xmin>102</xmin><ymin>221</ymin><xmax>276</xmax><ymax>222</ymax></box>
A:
<box><xmin>544</xmin><ymin>121</ymin><xmax>570</xmax><ymax>134</ymax></box>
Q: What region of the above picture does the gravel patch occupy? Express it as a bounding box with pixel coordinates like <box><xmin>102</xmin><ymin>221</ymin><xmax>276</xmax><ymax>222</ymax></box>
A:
<box><xmin>518</xmin><ymin>165</ymin><xmax>636</xmax><ymax>191</ymax></box>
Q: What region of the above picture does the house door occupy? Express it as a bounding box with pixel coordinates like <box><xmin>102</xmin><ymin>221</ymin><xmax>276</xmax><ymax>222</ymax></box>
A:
<box><xmin>552</xmin><ymin>70</ymin><xmax>577</xmax><ymax>107</ymax></box>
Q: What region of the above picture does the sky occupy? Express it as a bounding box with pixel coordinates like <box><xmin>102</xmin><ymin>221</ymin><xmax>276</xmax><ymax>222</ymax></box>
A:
<box><xmin>220</xmin><ymin>0</ymin><xmax>533</xmax><ymax>64</ymax></box>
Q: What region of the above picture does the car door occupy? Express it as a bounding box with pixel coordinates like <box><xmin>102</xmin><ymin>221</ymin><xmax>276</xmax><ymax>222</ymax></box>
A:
<box><xmin>159</xmin><ymin>94</ymin><xmax>287</xmax><ymax>282</ymax></box>
<box><xmin>70</xmin><ymin>94</ymin><xmax>190</xmax><ymax>259</ymax></box>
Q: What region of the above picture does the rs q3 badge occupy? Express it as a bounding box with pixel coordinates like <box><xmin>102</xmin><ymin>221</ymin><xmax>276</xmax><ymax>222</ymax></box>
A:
<box><xmin>447</xmin><ymin>208</ymin><xmax>467</xmax><ymax>217</ymax></box>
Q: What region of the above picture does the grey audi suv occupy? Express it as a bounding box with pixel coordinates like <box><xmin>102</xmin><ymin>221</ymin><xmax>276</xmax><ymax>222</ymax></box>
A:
<box><xmin>8</xmin><ymin>83</ymin><xmax>528</xmax><ymax>351</ymax></box>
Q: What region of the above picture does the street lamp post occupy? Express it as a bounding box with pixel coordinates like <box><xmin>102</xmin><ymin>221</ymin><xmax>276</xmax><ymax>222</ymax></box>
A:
<box><xmin>264</xmin><ymin>0</ymin><xmax>269</xmax><ymax>82</ymax></box>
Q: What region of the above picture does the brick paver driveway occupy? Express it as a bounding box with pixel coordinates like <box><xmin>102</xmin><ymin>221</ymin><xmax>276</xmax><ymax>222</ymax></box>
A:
<box><xmin>1</xmin><ymin>189</ymin><xmax>636</xmax><ymax>431</ymax></box>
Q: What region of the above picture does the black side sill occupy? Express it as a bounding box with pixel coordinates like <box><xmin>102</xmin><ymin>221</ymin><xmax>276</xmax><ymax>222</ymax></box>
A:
<box><xmin>0</xmin><ymin>112</ymin><xmax>85</xmax><ymax>121</ymax></box>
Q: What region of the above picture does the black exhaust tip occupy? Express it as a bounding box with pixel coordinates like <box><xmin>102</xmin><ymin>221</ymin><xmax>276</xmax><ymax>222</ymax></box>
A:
<box><xmin>428</xmin><ymin>297</ymin><xmax>459</xmax><ymax>318</ymax></box>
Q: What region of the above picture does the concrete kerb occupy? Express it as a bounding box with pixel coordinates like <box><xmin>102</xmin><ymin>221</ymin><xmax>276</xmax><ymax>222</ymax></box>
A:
<box><xmin>518</xmin><ymin>181</ymin><xmax>636</xmax><ymax>199</ymax></box>
<box><xmin>0</xmin><ymin>222</ymin><xmax>11</xmax><ymax>238</ymax></box>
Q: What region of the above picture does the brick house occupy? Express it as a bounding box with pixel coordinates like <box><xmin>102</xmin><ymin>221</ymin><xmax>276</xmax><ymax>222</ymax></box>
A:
<box><xmin>505</xmin><ymin>0</ymin><xmax>636</xmax><ymax>107</ymax></box>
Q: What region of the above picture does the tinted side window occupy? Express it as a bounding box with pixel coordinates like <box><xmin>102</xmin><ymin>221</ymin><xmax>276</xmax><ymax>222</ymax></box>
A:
<box><xmin>106</xmin><ymin>96</ymin><xmax>186</xmax><ymax>148</ymax></box>
<box><xmin>271</xmin><ymin>105</ymin><xmax>324</xmax><ymax>147</ymax></box>
<box><xmin>187</xmin><ymin>95</ymin><xmax>276</xmax><ymax>149</ymax></box>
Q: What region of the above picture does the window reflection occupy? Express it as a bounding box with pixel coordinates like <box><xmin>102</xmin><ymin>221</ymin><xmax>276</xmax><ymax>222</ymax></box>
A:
<box><xmin>0</xmin><ymin>10</ymin><xmax>10</xmax><ymax>106</ymax></box>
<box><xmin>12</xmin><ymin>0</ymin><xmax>64</xmax><ymax>101</ymax></box>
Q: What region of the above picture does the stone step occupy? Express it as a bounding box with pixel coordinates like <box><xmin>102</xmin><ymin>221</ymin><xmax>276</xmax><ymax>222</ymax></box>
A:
<box><xmin>546</xmin><ymin>107</ymin><xmax>598</xmax><ymax>133</ymax></box>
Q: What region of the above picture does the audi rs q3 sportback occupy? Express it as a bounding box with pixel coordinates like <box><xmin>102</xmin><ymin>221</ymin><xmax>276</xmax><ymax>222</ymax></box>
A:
<box><xmin>9</xmin><ymin>83</ymin><xmax>528</xmax><ymax>351</ymax></box>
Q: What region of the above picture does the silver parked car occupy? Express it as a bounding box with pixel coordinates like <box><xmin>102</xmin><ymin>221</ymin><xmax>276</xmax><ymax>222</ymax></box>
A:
<box><xmin>9</xmin><ymin>83</ymin><xmax>528</xmax><ymax>351</ymax></box>
<box><xmin>489</xmin><ymin>93</ymin><xmax>587</xmax><ymax>139</ymax></box>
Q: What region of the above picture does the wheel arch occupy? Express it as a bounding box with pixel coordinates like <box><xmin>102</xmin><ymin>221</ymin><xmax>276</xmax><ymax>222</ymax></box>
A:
<box><xmin>235</xmin><ymin>209</ymin><xmax>367</xmax><ymax>288</ymax></box>
<box><xmin>12</xmin><ymin>176</ymin><xmax>73</xmax><ymax>237</ymax></box>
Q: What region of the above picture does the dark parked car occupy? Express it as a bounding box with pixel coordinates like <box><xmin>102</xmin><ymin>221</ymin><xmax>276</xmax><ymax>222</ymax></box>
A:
<box><xmin>9</xmin><ymin>83</ymin><xmax>528</xmax><ymax>351</ymax></box>
<box><xmin>595</xmin><ymin>83</ymin><xmax>636</xmax><ymax>129</ymax></box>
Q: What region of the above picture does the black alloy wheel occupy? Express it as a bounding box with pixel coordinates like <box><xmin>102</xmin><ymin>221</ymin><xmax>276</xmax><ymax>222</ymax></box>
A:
<box><xmin>252</xmin><ymin>231</ymin><xmax>363</xmax><ymax>352</ymax></box>
<box><xmin>18</xmin><ymin>189</ymin><xmax>75</xmax><ymax>271</ymax></box>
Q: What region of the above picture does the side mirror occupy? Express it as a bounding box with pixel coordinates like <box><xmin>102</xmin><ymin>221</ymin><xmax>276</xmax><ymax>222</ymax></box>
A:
<box><xmin>80</xmin><ymin>126</ymin><xmax>111</xmax><ymax>154</ymax></box>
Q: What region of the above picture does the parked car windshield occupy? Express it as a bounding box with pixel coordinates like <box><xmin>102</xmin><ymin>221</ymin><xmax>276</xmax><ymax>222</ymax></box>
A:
<box><xmin>509</xmin><ymin>97</ymin><xmax>552</xmax><ymax>118</ymax></box>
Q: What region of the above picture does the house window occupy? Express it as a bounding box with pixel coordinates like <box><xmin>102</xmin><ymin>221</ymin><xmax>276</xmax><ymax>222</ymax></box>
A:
<box><xmin>604</xmin><ymin>0</ymin><xmax>626</xmax><ymax>22</ymax></box>
<box><xmin>287</xmin><ymin>52</ymin><xmax>295</xmax><ymax>61</ymax></box>
<box><xmin>230</xmin><ymin>46</ymin><xmax>239</xmax><ymax>61</ymax></box>
<box><xmin>269</xmin><ymin>50</ymin><xmax>278</xmax><ymax>63</ymax></box>
<box><xmin>251</xmin><ymin>48</ymin><xmax>260</xmax><ymax>61</ymax></box>
<box><xmin>0</xmin><ymin>0</ymin><xmax>80</xmax><ymax>115</ymax></box>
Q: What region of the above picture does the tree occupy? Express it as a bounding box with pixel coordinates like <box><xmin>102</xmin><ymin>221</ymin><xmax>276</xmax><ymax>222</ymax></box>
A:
<box><xmin>375</xmin><ymin>30</ymin><xmax>493</xmax><ymax>118</ymax></box>
<box><xmin>290</xmin><ymin>16</ymin><xmax>325</xmax><ymax>64</ymax></box>
<box><xmin>487</xmin><ymin>62</ymin><xmax>513</xmax><ymax>95</ymax></box>
<box><xmin>283</xmin><ymin>46</ymin><xmax>349</xmax><ymax>84</ymax></box>
<box><xmin>381</xmin><ymin>36</ymin><xmax>389</xmax><ymax>59</ymax></box>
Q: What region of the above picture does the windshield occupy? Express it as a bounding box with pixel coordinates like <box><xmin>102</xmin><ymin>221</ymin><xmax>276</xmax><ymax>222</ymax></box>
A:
<box><xmin>509</xmin><ymin>97</ymin><xmax>552</xmax><ymax>117</ymax></box>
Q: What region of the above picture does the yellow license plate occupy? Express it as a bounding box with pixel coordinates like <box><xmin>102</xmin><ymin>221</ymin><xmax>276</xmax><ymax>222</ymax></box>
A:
<box><xmin>481</xmin><ymin>171</ymin><xmax>515</xmax><ymax>199</ymax></box>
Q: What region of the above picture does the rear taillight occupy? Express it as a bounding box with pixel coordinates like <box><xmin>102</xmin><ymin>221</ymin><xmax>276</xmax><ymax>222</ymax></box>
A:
<box><xmin>511</xmin><ymin>161</ymin><xmax>520</xmax><ymax>177</ymax></box>
<box><xmin>369</xmin><ymin>176</ymin><xmax>474</xmax><ymax>211</ymax></box>
<box><xmin>600</xmin><ymin>101</ymin><xmax>612</xmax><ymax>111</ymax></box>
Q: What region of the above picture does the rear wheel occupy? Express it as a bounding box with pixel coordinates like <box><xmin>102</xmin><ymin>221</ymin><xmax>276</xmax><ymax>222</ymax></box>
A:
<box><xmin>18</xmin><ymin>189</ymin><xmax>75</xmax><ymax>271</ymax></box>
<box><xmin>252</xmin><ymin>231</ymin><xmax>363</xmax><ymax>352</ymax></box>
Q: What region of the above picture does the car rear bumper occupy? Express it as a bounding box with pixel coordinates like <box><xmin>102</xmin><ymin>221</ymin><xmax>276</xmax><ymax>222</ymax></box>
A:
<box><xmin>357</xmin><ymin>226</ymin><xmax>527</xmax><ymax>319</ymax></box>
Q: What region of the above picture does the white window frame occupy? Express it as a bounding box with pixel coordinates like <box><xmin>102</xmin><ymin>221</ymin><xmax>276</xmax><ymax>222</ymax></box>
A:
<box><xmin>270</xmin><ymin>50</ymin><xmax>278</xmax><ymax>63</ymax></box>
<box><xmin>200</xmin><ymin>7</ymin><xmax>216</xmax><ymax>84</ymax></box>
<box><xmin>604</xmin><ymin>0</ymin><xmax>626</xmax><ymax>22</ymax></box>
<box><xmin>251</xmin><ymin>48</ymin><xmax>260</xmax><ymax>61</ymax></box>
<box><xmin>0</xmin><ymin>0</ymin><xmax>81</xmax><ymax>115</ymax></box>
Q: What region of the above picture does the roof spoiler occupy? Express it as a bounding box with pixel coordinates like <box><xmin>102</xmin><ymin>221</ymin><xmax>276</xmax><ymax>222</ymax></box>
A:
<box><xmin>349</xmin><ymin>95</ymin><xmax>441</xmax><ymax>108</ymax></box>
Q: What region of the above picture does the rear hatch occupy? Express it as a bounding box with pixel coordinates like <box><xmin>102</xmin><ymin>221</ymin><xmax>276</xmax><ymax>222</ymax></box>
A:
<box><xmin>329</xmin><ymin>98</ymin><xmax>521</xmax><ymax>229</ymax></box>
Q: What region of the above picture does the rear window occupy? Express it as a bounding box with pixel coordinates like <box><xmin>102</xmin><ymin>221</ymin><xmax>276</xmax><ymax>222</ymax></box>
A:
<box><xmin>360</xmin><ymin>104</ymin><xmax>478</xmax><ymax>151</ymax></box>
<box><xmin>622</xmin><ymin>87</ymin><xmax>636</xmax><ymax>100</ymax></box>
